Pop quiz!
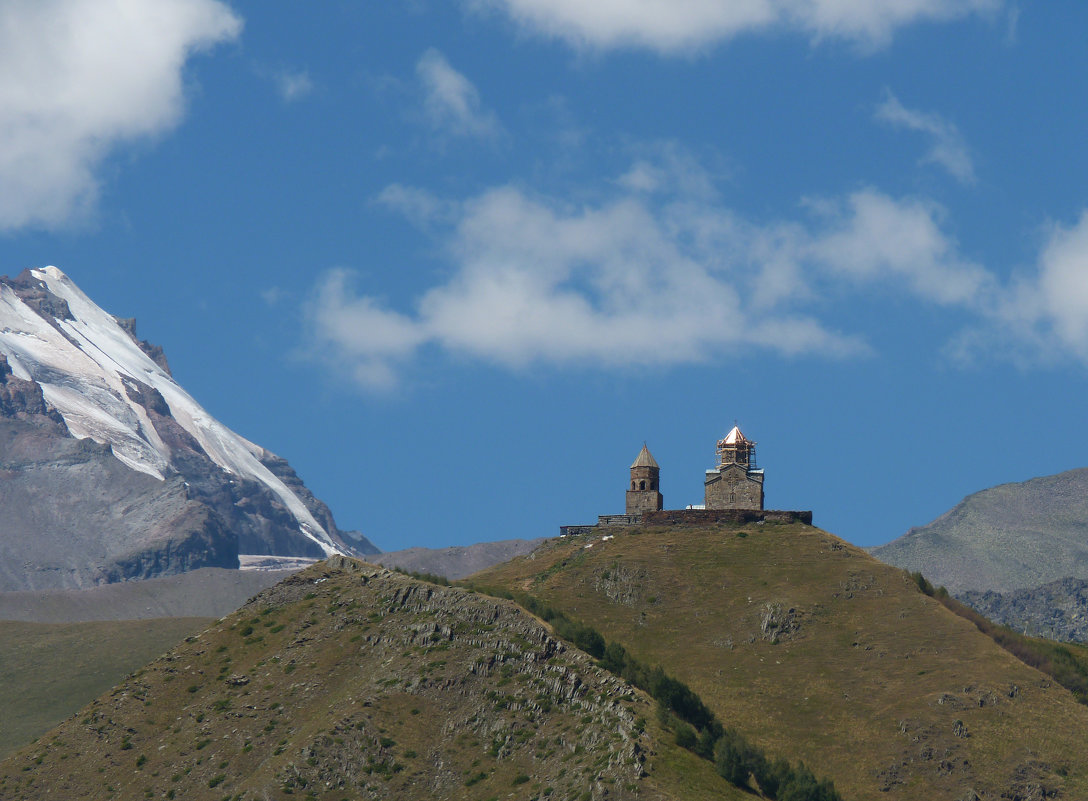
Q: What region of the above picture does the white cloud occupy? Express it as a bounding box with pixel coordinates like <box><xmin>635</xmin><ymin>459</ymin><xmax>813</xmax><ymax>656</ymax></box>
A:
<box><xmin>376</xmin><ymin>184</ymin><xmax>455</xmax><ymax>229</ymax></box>
<box><xmin>416</xmin><ymin>48</ymin><xmax>500</xmax><ymax>138</ymax></box>
<box><xmin>466</xmin><ymin>0</ymin><xmax>1000</xmax><ymax>53</ymax></box>
<box><xmin>304</xmin><ymin>269</ymin><xmax>428</xmax><ymax>391</ymax></box>
<box><xmin>260</xmin><ymin>287</ymin><xmax>287</xmax><ymax>307</ymax></box>
<box><xmin>806</xmin><ymin>191</ymin><xmax>992</xmax><ymax>304</ymax></box>
<box><xmin>983</xmin><ymin>212</ymin><xmax>1088</xmax><ymax>363</ymax></box>
<box><xmin>0</xmin><ymin>0</ymin><xmax>242</xmax><ymax>231</ymax></box>
<box><xmin>616</xmin><ymin>142</ymin><xmax>721</xmax><ymax>201</ymax></box>
<box><xmin>875</xmin><ymin>91</ymin><xmax>976</xmax><ymax>184</ymax></box>
<box><xmin>1034</xmin><ymin>213</ymin><xmax>1088</xmax><ymax>356</ymax></box>
<box><xmin>304</xmin><ymin>154</ymin><xmax>1020</xmax><ymax>389</ymax></box>
<box><xmin>274</xmin><ymin>69</ymin><xmax>314</xmax><ymax>102</ymax></box>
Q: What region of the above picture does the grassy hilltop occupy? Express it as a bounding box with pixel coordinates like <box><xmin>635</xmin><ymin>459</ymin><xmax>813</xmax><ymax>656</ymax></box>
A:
<box><xmin>7</xmin><ymin>521</ymin><xmax>1088</xmax><ymax>800</ymax></box>
<box><xmin>469</xmin><ymin>521</ymin><xmax>1088</xmax><ymax>801</ymax></box>
<box><xmin>0</xmin><ymin>558</ymin><xmax>734</xmax><ymax>801</ymax></box>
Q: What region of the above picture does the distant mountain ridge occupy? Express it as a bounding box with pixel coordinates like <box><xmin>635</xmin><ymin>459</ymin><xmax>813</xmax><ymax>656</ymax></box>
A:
<box><xmin>0</xmin><ymin>567</ymin><xmax>294</xmax><ymax>623</ymax></box>
<box><xmin>871</xmin><ymin>467</ymin><xmax>1088</xmax><ymax>593</ymax></box>
<box><xmin>375</xmin><ymin>538</ymin><xmax>545</xmax><ymax>579</ymax></box>
<box><xmin>0</xmin><ymin>266</ymin><xmax>377</xmax><ymax>591</ymax></box>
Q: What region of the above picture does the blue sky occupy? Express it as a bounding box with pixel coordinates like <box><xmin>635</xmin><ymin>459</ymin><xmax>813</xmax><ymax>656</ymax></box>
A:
<box><xmin>3</xmin><ymin>0</ymin><xmax>1088</xmax><ymax>552</ymax></box>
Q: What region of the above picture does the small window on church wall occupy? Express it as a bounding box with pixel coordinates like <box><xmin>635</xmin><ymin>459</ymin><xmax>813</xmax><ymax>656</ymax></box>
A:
<box><xmin>650</xmin><ymin>481</ymin><xmax>656</xmax><ymax>490</ymax></box>
<box><xmin>639</xmin><ymin>480</ymin><xmax>646</xmax><ymax>490</ymax></box>
<box><xmin>631</xmin><ymin>481</ymin><xmax>636</xmax><ymax>490</ymax></box>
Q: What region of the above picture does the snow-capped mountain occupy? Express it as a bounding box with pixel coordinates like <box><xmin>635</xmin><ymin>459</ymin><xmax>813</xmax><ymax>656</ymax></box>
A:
<box><xmin>0</xmin><ymin>267</ymin><xmax>376</xmax><ymax>591</ymax></box>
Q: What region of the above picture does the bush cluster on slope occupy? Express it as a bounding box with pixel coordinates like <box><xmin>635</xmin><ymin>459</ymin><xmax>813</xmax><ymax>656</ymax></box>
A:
<box><xmin>390</xmin><ymin>565</ymin><xmax>451</xmax><ymax>586</ymax></box>
<box><xmin>912</xmin><ymin>572</ymin><xmax>1088</xmax><ymax>704</ymax></box>
<box><xmin>467</xmin><ymin>583</ymin><xmax>842</xmax><ymax>801</ymax></box>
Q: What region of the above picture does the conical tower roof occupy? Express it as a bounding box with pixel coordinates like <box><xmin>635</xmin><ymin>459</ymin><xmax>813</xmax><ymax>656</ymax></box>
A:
<box><xmin>631</xmin><ymin>443</ymin><xmax>659</xmax><ymax>469</ymax></box>
<box><xmin>722</xmin><ymin>425</ymin><xmax>749</xmax><ymax>445</ymax></box>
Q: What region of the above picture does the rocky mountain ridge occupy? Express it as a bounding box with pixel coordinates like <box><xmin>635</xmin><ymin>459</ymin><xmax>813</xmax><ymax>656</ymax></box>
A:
<box><xmin>375</xmin><ymin>538</ymin><xmax>545</xmax><ymax>579</ymax></box>
<box><xmin>871</xmin><ymin>466</ymin><xmax>1088</xmax><ymax>594</ymax></box>
<box><xmin>0</xmin><ymin>267</ymin><xmax>376</xmax><ymax>591</ymax></box>
<box><xmin>0</xmin><ymin>558</ymin><xmax>732</xmax><ymax>800</ymax></box>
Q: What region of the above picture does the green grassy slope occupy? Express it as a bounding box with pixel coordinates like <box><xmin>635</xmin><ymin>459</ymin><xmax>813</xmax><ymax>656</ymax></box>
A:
<box><xmin>469</xmin><ymin>522</ymin><xmax>1088</xmax><ymax>801</ymax></box>
<box><xmin>0</xmin><ymin>558</ymin><xmax>738</xmax><ymax>801</ymax></box>
<box><xmin>0</xmin><ymin>618</ymin><xmax>212</xmax><ymax>760</ymax></box>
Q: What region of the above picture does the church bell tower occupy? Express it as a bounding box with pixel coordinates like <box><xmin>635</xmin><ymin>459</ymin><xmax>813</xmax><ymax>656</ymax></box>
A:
<box><xmin>626</xmin><ymin>444</ymin><xmax>663</xmax><ymax>515</ymax></box>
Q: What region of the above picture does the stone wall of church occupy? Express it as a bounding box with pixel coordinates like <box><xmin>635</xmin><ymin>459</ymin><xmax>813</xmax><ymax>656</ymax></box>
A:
<box><xmin>642</xmin><ymin>509</ymin><xmax>811</xmax><ymax>526</ymax></box>
<box><xmin>704</xmin><ymin>463</ymin><xmax>764</xmax><ymax>511</ymax></box>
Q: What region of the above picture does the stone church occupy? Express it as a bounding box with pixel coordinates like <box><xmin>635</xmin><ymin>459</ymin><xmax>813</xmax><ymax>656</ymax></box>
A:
<box><xmin>623</xmin><ymin>426</ymin><xmax>765</xmax><ymax>515</ymax></box>
<box><xmin>561</xmin><ymin>426</ymin><xmax>808</xmax><ymax>536</ymax></box>
<box><xmin>703</xmin><ymin>425</ymin><xmax>764</xmax><ymax>511</ymax></box>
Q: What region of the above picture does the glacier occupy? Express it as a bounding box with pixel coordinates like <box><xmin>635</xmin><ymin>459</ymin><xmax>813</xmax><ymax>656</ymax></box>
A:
<box><xmin>0</xmin><ymin>266</ymin><xmax>346</xmax><ymax>558</ymax></box>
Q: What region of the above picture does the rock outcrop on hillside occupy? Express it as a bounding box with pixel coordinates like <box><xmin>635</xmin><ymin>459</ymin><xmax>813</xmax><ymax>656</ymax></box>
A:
<box><xmin>959</xmin><ymin>577</ymin><xmax>1088</xmax><ymax>642</ymax></box>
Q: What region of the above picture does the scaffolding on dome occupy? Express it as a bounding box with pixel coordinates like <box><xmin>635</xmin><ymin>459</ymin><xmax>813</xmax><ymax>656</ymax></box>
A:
<box><xmin>715</xmin><ymin>425</ymin><xmax>758</xmax><ymax>470</ymax></box>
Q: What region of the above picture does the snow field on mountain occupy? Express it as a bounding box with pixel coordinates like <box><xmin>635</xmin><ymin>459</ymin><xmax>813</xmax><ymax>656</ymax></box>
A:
<box><xmin>0</xmin><ymin>267</ymin><xmax>342</xmax><ymax>556</ymax></box>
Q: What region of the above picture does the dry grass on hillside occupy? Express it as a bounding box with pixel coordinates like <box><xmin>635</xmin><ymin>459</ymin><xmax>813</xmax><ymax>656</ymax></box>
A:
<box><xmin>469</xmin><ymin>522</ymin><xmax>1088</xmax><ymax>801</ymax></box>
<box><xmin>0</xmin><ymin>560</ymin><xmax>737</xmax><ymax>801</ymax></box>
<box><xmin>0</xmin><ymin>618</ymin><xmax>211</xmax><ymax>760</ymax></box>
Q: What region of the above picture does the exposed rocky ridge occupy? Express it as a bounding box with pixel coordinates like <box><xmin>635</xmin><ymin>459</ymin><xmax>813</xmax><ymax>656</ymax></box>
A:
<box><xmin>0</xmin><ymin>559</ymin><xmax>730</xmax><ymax>800</ymax></box>
<box><xmin>375</xmin><ymin>537</ymin><xmax>545</xmax><ymax>579</ymax></box>
<box><xmin>959</xmin><ymin>577</ymin><xmax>1088</xmax><ymax>643</ymax></box>
<box><xmin>9</xmin><ymin>269</ymin><xmax>73</xmax><ymax>323</ymax></box>
<box><xmin>0</xmin><ymin>354</ymin><xmax>64</xmax><ymax>425</ymax></box>
<box><xmin>0</xmin><ymin>267</ymin><xmax>379</xmax><ymax>590</ymax></box>
<box><xmin>113</xmin><ymin>316</ymin><xmax>171</xmax><ymax>375</ymax></box>
<box><xmin>871</xmin><ymin>467</ymin><xmax>1088</xmax><ymax>593</ymax></box>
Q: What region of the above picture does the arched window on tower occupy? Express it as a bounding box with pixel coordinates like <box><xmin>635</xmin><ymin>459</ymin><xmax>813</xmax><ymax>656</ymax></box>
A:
<box><xmin>631</xmin><ymin>481</ymin><xmax>636</xmax><ymax>490</ymax></box>
<box><xmin>639</xmin><ymin>480</ymin><xmax>646</xmax><ymax>490</ymax></box>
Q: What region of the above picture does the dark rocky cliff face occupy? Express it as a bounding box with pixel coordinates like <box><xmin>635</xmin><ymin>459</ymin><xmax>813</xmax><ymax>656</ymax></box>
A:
<box><xmin>114</xmin><ymin>316</ymin><xmax>172</xmax><ymax>375</ymax></box>
<box><xmin>0</xmin><ymin>413</ymin><xmax>238</xmax><ymax>591</ymax></box>
<box><xmin>0</xmin><ymin>355</ymin><xmax>64</xmax><ymax>424</ymax></box>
